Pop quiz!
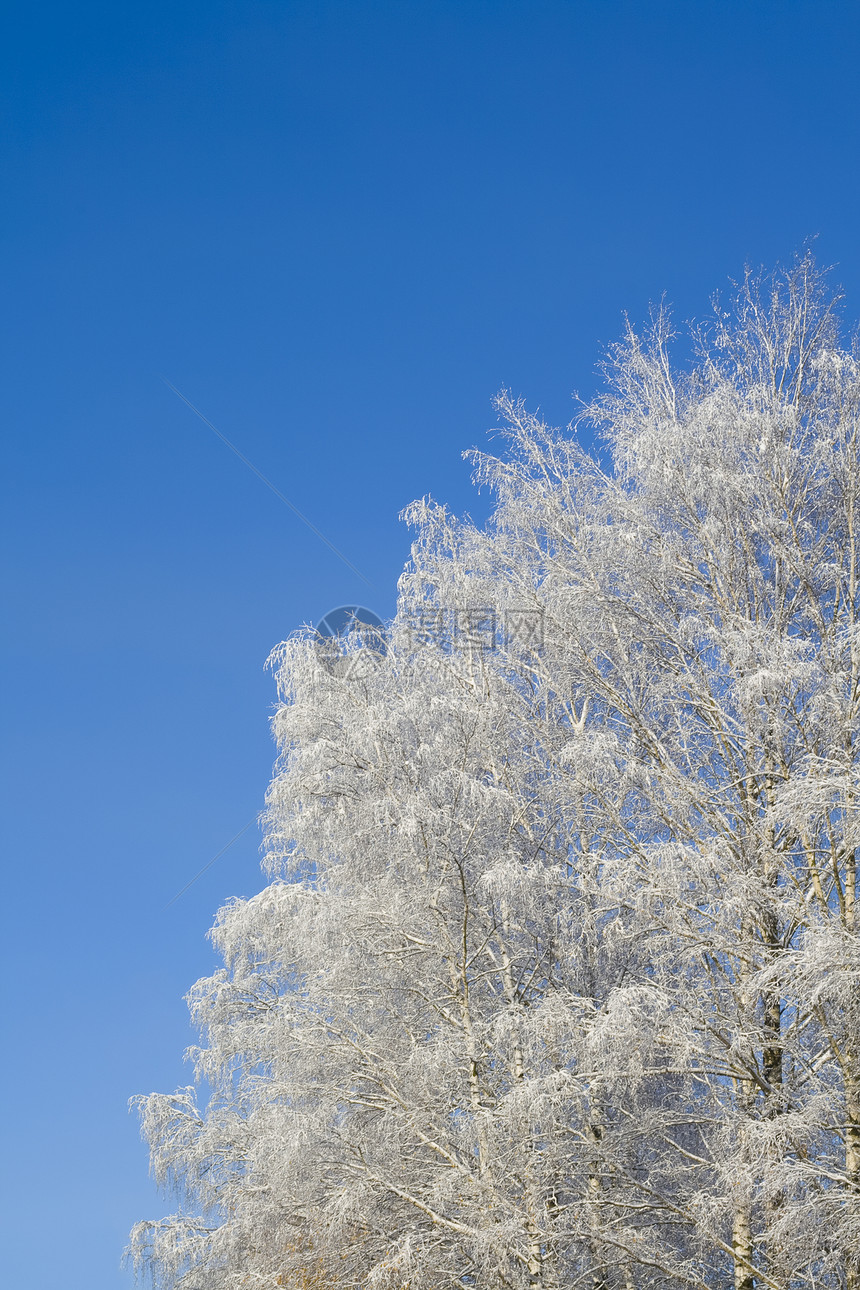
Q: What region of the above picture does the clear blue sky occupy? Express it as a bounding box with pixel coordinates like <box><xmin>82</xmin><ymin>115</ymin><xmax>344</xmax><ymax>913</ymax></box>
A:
<box><xmin>2</xmin><ymin>1</ymin><xmax>858</xmax><ymax>1285</ymax></box>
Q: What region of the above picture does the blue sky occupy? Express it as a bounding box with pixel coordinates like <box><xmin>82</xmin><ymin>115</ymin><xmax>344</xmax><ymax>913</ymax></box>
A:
<box><xmin>2</xmin><ymin>1</ymin><xmax>859</xmax><ymax>1285</ymax></box>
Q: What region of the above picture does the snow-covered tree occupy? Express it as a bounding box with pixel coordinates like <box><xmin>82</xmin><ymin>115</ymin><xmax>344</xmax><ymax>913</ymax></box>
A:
<box><xmin>131</xmin><ymin>255</ymin><xmax>860</xmax><ymax>1289</ymax></box>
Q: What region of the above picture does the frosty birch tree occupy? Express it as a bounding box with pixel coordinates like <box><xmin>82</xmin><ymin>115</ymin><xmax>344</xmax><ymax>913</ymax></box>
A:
<box><xmin>131</xmin><ymin>255</ymin><xmax>860</xmax><ymax>1289</ymax></box>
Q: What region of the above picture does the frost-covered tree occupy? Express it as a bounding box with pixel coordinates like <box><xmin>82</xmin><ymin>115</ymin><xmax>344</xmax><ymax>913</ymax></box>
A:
<box><xmin>131</xmin><ymin>255</ymin><xmax>860</xmax><ymax>1290</ymax></box>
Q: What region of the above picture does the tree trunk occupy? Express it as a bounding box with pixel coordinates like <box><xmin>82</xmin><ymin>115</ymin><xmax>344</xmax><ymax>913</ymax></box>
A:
<box><xmin>845</xmin><ymin>1069</ymin><xmax>860</xmax><ymax>1290</ymax></box>
<box><xmin>732</xmin><ymin>1202</ymin><xmax>755</xmax><ymax>1290</ymax></box>
<box><xmin>586</xmin><ymin>1122</ymin><xmax>609</xmax><ymax>1290</ymax></box>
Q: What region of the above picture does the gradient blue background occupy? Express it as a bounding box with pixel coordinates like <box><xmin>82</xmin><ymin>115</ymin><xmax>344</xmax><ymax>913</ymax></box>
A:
<box><xmin>2</xmin><ymin>1</ymin><xmax>859</xmax><ymax>1284</ymax></box>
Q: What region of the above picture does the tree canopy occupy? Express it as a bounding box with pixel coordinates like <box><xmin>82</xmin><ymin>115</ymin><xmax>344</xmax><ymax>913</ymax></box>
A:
<box><xmin>131</xmin><ymin>256</ymin><xmax>860</xmax><ymax>1290</ymax></box>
